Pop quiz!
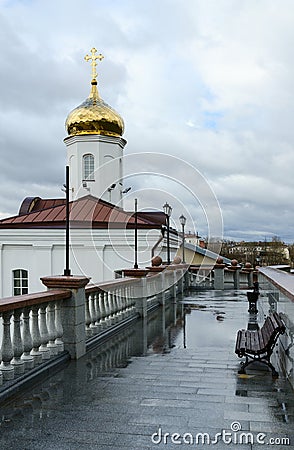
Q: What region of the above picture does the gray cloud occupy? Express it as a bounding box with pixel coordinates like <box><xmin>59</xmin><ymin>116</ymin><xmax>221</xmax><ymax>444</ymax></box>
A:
<box><xmin>0</xmin><ymin>0</ymin><xmax>293</xmax><ymax>242</ymax></box>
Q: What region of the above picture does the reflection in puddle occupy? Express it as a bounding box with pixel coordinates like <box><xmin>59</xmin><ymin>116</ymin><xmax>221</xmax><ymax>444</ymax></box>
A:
<box><xmin>0</xmin><ymin>300</ymin><xmax>183</xmax><ymax>423</ymax></box>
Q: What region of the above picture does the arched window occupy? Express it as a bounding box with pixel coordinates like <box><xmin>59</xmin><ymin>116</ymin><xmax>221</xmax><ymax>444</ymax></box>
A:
<box><xmin>83</xmin><ymin>154</ymin><xmax>95</xmax><ymax>181</ymax></box>
<box><xmin>13</xmin><ymin>269</ymin><xmax>28</xmax><ymax>296</ymax></box>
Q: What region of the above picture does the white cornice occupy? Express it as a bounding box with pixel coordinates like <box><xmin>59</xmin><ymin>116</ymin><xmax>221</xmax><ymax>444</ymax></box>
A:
<box><xmin>63</xmin><ymin>134</ymin><xmax>127</xmax><ymax>149</ymax></box>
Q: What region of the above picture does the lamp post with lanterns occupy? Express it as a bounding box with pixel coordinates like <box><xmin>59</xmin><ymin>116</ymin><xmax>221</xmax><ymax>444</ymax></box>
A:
<box><xmin>163</xmin><ymin>202</ymin><xmax>172</xmax><ymax>264</ymax></box>
<box><xmin>179</xmin><ymin>214</ymin><xmax>186</xmax><ymax>264</ymax></box>
<box><xmin>64</xmin><ymin>165</ymin><xmax>71</xmax><ymax>276</ymax></box>
<box><xmin>134</xmin><ymin>198</ymin><xmax>138</xmax><ymax>269</ymax></box>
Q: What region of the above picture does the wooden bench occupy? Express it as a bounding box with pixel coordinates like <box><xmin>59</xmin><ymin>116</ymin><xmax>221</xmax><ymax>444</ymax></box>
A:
<box><xmin>235</xmin><ymin>311</ymin><xmax>285</xmax><ymax>377</ymax></box>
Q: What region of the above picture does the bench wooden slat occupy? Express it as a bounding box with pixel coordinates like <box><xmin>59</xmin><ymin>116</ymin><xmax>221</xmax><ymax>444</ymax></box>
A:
<box><xmin>271</xmin><ymin>311</ymin><xmax>285</xmax><ymax>333</ymax></box>
<box><xmin>257</xmin><ymin>329</ymin><xmax>266</xmax><ymax>353</ymax></box>
<box><xmin>263</xmin><ymin>319</ymin><xmax>274</xmax><ymax>338</ymax></box>
<box><xmin>235</xmin><ymin>329</ymin><xmax>247</xmax><ymax>356</ymax></box>
<box><xmin>250</xmin><ymin>331</ymin><xmax>260</xmax><ymax>353</ymax></box>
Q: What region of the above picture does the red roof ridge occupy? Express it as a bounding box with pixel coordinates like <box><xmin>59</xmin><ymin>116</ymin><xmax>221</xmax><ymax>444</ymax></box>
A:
<box><xmin>0</xmin><ymin>194</ymin><xmax>165</xmax><ymax>229</ymax></box>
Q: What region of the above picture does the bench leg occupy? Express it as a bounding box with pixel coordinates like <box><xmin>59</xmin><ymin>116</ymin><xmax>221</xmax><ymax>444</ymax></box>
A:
<box><xmin>266</xmin><ymin>360</ymin><xmax>279</xmax><ymax>378</ymax></box>
<box><xmin>238</xmin><ymin>356</ymin><xmax>279</xmax><ymax>377</ymax></box>
<box><xmin>238</xmin><ymin>357</ymin><xmax>249</xmax><ymax>374</ymax></box>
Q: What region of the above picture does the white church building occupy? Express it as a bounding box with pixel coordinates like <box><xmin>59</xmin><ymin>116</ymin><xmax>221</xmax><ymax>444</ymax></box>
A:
<box><xmin>0</xmin><ymin>49</ymin><xmax>179</xmax><ymax>298</ymax></box>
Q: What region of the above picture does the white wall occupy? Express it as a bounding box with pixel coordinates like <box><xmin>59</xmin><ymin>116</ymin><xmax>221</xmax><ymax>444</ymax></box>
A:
<box><xmin>64</xmin><ymin>134</ymin><xmax>127</xmax><ymax>205</ymax></box>
<box><xmin>0</xmin><ymin>228</ymin><xmax>175</xmax><ymax>298</ymax></box>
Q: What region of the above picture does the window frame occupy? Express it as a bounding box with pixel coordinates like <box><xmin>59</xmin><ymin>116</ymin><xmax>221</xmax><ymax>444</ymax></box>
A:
<box><xmin>12</xmin><ymin>269</ymin><xmax>29</xmax><ymax>296</ymax></box>
<box><xmin>82</xmin><ymin>154</ymin><xmax>95</xmax><ymax>181</ymax></box>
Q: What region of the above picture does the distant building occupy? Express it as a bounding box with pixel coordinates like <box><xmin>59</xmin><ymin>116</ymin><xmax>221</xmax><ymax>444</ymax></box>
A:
<box><xmin>185</xmin><ymin>231</ymin><xmax>205</xmax><ymax>248</ymax></box>
<box><xmin>225</xmin><ymin>240</ymin><xmax>290</xmax><ymax>266</ymax></box>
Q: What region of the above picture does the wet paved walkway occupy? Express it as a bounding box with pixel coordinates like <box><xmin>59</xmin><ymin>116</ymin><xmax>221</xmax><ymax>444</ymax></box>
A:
<box><xmin>0</xmin><ymin>290</ymin><xmax>294</xmax><ymax>449</ymax></box>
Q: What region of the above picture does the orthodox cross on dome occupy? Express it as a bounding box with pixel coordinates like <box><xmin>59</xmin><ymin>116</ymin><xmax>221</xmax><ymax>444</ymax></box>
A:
<box><xmin>84</xmin><ymin>48</ymin><xmax>104</xmax><ymax>82</ymax></box>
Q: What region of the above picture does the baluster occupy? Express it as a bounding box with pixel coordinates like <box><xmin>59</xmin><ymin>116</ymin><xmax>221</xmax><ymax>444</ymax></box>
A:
<box><xmin>120</xmin><ymin>288</ymin><xmax>126</xmax><ymax>319</ymax></box>
<box><xmin>113</xmin><ymin>290</ymin><xmax>119</xmax><ymax>323</ymax></box>
<box><xmin>39</xmin><ymin>303</ymin><xmax>50</xmax><ymax>360</ymax></box>
<box><xmin>99</xmin><ymin>291</ymin><xmax>107</xmax><ymax>329</ymax></box>
<box><xmin>113</xmin><ymin>290</ymin><xmax>119</xmax><ymax>324</ymax></box>
<box><xmin>127</xmin><ymin>285</ymin><xmax>132</xmax><ymax>316</ymax></box>
<box><xmin>55</xmin><ymin>301</ymin><xmax>64</xmax><ymax>352</ymax></box>
<box><xmin>30</xmin><ymin>305</ymin><xmax>43</xmax><ymax>365</ymax></box>
<box><xmin>127</xmin><ymin>285</ymin><xmax>133</xmax><ymax>316</ymax></box>
<box><xmin>125</xmin><ymin>286</ymin><xmax>131</xmax><ymax>317</ymax></box>
<box><xmin>117</xmin><ymin>288</ymin><xmax>123</xmax><ymax>320</ymax></box>
<box><xmin>121</xmin><ymin>287</ymin><xmax>127</xmax><ymax>319</ymax></box>
<box><xmin>107</xmin><ymin>291</ymin><xmax>113</xmax><ymax>326</ymax></box>
<box><xmin>85</xmin><ymin>295</ymin><xmax>92</xmax><ymax>336</ymax></box>
<box><xmin>94</xmin><ymin>292</ymin><xmax>102</xmax><ymax>331</ymax></box>
<box><xmin>89</xmin><ymin>293</ymin><xmax>98</xmax><ymax>334</ymax></box>
<box><xmin>0</xmin><ymin>311</ymin><xmax>15</xmax><ymax>380</ymax></box>
<box><xmin>129</xmin><ymin>285</ymin><xmax>136</xmax><ymax>315</ymax></box>
<box><xmin>11</xmin><ymin>308</ymin><xmax>25</xmax><ymax>375</ymax></box>
<box><xmin>47</xmin><ymin>302</ymin><xmax>58</xmax><ymax>356</ymax></box>
<box><xmin>21</xmin><ymin>306</ymin><xmax>34</xmax><ymax>369</ymax></box>
<box><xmin>109</xmin><ymin>291</ymin><xmax>116</xmax><ymax>325</ymax></box>
<box><xmin>104</xmin><ymin>291</ymin><xmax>111</xmax><ymax>327</ymax></box>
<box><xmin>117</xmin><ymin>288</ymin><xmax>123</xmax><ymax>321</ymax></box>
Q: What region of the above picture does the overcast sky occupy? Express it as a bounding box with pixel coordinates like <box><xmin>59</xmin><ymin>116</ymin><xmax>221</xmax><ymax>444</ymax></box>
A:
<box><xmin>0</xmin><ymin>0</ymin><xmax>294</xmax><ymax>242</ymax></box>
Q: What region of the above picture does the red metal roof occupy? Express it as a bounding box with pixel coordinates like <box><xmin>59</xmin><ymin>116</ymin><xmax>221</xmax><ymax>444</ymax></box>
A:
<box><xmin>0</xmin><ymin>195</ymin><xmax>166</xmax><ymax>230</ymax></box>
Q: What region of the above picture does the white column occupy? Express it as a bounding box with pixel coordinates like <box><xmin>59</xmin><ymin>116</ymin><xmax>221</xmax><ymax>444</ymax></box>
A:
<box><xmin>47</xmin><ymin>302</ymin><xmax>58</xmax><ymax>356</ymax></box>
<box><xmin>31</xmin><ymin>305</ymin><xmax>43</xmax><ymax>365</ymax></box>
<box><xmin>11</xmin><ymin>308</ymin><xmax>25</xmax><ymax>374</ymax></box>
<box><xmin>0</xmin><ymin>311</ymin><xmax>15</xmax><ymax>380</ymax></box>
<box><xmin>21</xmin><ymin>306</ymin><xmax>34</xmax><ymax>369</ymax></box>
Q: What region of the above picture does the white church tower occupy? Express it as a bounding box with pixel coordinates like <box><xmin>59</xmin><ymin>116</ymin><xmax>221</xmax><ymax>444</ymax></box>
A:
<box><xmin>64</xmin><ymin>48</ymin><xmax>127</xmax><ymax>205</ymax></box>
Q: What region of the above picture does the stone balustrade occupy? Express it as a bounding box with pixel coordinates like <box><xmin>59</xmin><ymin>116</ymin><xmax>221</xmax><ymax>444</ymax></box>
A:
<box><xmin>189</xmin><ymin>263</ymin><xmax>256</xmax><ymax>290</ymax></box>
<box><xmin>84</xmin><ymin>267</ymin><xmax>186</xmax><ymax>338</ymax></box>
<box><xmin>0</xmin><ymin>290</ymin><xmax>71</xmax><ymax>385</ymax></box>
<box><xmin>85</xmin><ymin>278</ymin><xmax>140</xmax><ymax>337</ymax></box>
<box><xmin>0</xmin><ymin>265</ymin><xmax>187</xmax><ymax>391</ymax></box>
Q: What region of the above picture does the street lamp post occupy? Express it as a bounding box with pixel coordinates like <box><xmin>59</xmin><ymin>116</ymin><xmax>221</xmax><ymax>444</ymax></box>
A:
<box><xmin>179</xmin><ymin>214</ymin><xmax>186</xmax><ymax>263</ymax></box>
<box><xmin>64</xmin><ymin>165</ymin><xmax>71</xmax><ymax>276</ymax></box>
<box><xmin>163</xmin><ymin>202</ymin><xmax>172</xmax><ymax>264</ymax></box>
<box><xmin>134</xmin><ymin>198</ymin><xmax>138</xmax><ymax>269</ymax></box>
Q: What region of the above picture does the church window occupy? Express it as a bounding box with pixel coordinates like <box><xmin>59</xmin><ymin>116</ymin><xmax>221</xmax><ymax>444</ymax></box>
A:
<box><xmin>83</xmin><ymin>154</ymin><xmax>95</xmax><ymax>181</ymax></box>
<box><xmin>13</xmin><ymin>269</ymin><xmax>28</xmax><ymax>296</ymax></box>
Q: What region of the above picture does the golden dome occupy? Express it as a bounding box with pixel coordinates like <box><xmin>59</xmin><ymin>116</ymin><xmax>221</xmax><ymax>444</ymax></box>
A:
<box><xmin>65</xmin><ymin>79</ymin><xmax>124</xmax><ymax>137</ymax></box>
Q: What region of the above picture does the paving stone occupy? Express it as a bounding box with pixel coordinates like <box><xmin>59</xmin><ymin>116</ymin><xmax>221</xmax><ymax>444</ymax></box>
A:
<box><xmin>0</xmin><ymin>289</ymin><xmax>293</xmax><ymax>450</ymax></box>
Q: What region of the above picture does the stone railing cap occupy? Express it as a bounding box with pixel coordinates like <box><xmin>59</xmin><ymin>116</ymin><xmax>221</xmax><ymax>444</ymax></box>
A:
<box><xmin>41</xmin><ymin>275</ymin><xmax>90</xmax><ymax>289</ymax></box>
